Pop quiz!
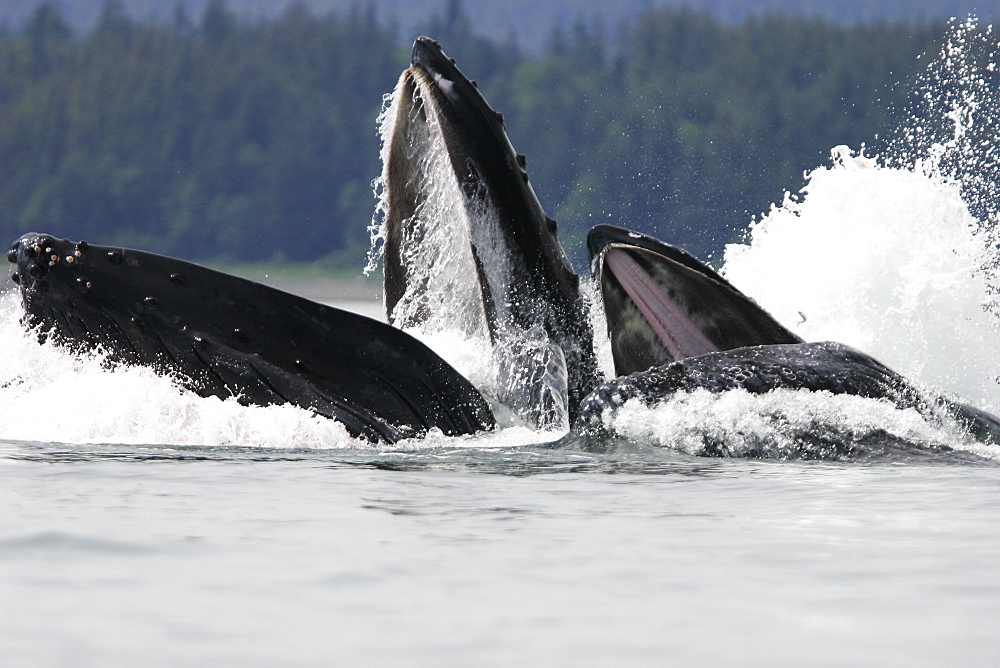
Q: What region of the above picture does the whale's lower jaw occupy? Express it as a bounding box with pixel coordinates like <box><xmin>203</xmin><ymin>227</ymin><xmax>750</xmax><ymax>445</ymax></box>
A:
<box><xmin>577</xmin><ymin>341</ymin><xmax>919</xmax><ymax>421</ymax></box>
<box><xmin>9</xmin><ymin>233</ymin><xmax>495</xmax><ymax>443</ymax></box>
<box><xmin>575</xmin><ymin>340</ymin><xmax>1000</xmax><ymax>447</ymax></box>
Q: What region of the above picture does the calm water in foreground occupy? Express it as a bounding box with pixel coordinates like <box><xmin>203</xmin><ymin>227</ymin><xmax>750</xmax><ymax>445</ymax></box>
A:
<box><xmin>3</xmin><ymin>439</ymin><xmax>1000</xmax><ymax>666</ymax></box>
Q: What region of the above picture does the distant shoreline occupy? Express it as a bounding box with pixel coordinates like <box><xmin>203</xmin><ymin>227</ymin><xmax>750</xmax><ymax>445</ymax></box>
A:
<box><xmin>256</xmin><ymin>277</ymin><xmax>381</xmax><ymax>304</ymax></box>
<box><xmin>1</xmin><ymin>270</ymin><xmax>382</xmax><ymax>305</ymax></box>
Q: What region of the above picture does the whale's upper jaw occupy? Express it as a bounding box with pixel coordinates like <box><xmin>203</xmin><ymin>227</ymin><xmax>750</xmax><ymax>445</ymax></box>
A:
<box><xmin>587</xmin><ymin>224</ymin><xmax>803</xmax><ymax>377</ymax></box>
<box><xmin>383</xmin><ymin>37</ymin><xmax>578</xmax><ymax>318</ymax></box>
<box><xmin>409</xmin><ymin>37</ymin><xmax>511</xmax><ymax>154</ymax></box>
<box><xmin>401</xmin><ymin>37</ymin><xmax>577</xmax><ymax>291</ymax></box>
<box><xmin>409</xmin><ymin>36</ymin><xmax>506</xmax><ymax>144</ymax></box>
<box><xmin>587</xmin><ymin>224</ymin><xmax>740</xmax><ymax>288</ymax></box>
<box><xmin>8</xmin><ymin>233</ymin><xmax>496</xmax><ymax>443</ymax></box>
<box><xmin>407</xmin><ymin>36</ymin><xmax>520</xmax><ymax>182</ymax></box>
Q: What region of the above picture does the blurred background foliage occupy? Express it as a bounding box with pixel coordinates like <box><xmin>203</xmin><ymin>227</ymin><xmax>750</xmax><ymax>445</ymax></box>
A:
<box><xmin>0</xmin><ymin>0</ymin><xmax>946</xmax><ymax>267</ymax></box>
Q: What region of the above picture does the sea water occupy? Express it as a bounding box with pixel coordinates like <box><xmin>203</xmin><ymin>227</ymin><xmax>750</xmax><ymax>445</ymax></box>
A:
<box><xmin>4</xmin><ymin>20</ymin><xmax>1000</xmax><ymax>666</ymax></box>
<box><xmin>4</xmin><ymin>443</ymin><xmax>1000</xmax><ymax>665</ymax></box>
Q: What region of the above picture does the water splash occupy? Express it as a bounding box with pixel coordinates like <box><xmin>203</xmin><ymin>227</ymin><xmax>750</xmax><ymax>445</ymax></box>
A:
<box><xmin>0</xmin><ymin>292</ymin><xmax>358</xmax><ymax>449</ymax></box>
<box><xmin>889</xmin><ymin>18</ymin><xmax>1000</xmax><ymax>234</ymax></box>
<box><xmin>368</xmin><ymin>79</ymin><xmax>489</xmax><ymax>339</ymax></box>
<box><xmin>722</xmin><ymin>19</ymin><xmax>1000</xmax><ymax>416</ymax></box>
<box><xmin>603</xmin><ymin>388</ymin><xmax>996</xmax><ymax>461</ymax></box>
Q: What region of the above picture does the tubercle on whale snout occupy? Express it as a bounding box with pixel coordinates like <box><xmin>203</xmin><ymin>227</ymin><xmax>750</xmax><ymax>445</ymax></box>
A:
<box><xmin>10</xmin><ymin>234</ymin><xmax>172</xmax><ymax>305</ymax></box>
<box><xmin>10</xmin><ymin>234</ymin><xmax>148</xmax><ymax>347</ymax></box>
<box><xmin>10</xmin><ymin>234</ymin><xmax>94</xmax><ymax>290</ymax></box>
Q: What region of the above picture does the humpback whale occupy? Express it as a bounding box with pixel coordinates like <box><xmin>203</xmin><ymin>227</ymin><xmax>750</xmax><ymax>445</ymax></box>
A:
<box><xmin>372</xmin><ymin>40</ymin><xmax>1000</xmax><ymax>445</ymax></box>
<box><xmin>6</xmin><ymin>36</ymin><xmax>1000</xmax><ymax>449</ymax></box>
<box><xmin>376</xmin><ymin>37</ymin><xmax>600</xmax><ymax>427</ymax></box>
<box><xmin>8</xmin><ymin>233</ymin><xmax>494</xmax><ymax>443</ymax></box>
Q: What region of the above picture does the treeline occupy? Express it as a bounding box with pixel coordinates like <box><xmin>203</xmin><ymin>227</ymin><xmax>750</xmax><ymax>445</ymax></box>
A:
<box><xmin>0</xmin><ymin>1</ymin><xmax>943</xmax><ymax>265</ymax></box>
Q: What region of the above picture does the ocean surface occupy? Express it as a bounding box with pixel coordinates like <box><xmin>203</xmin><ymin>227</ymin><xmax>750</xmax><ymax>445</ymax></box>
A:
<box><xmin>4</xmin><ymin>439</ymin><xmax>1000</xmax><ymax>665</ymax></box>
<box><xmin>4</xmin><ymin>19</ymin><xmax>1000</xmax><ymax>666</ymax></box>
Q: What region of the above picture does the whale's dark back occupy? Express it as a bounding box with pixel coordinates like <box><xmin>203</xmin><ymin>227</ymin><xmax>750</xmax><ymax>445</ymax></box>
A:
<box><xmin>11</xmin><ymin>233</ymin><xmax>495</xmax><ymax>443</ymax></box>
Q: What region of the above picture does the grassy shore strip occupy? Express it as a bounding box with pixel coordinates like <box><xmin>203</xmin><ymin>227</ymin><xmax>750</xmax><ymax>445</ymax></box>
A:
<box><xmin>0</xmin><ymin>261</ymin><xmax>383</xmax><ymax>304</ymax></box>
<box><xmin>206</xmin><ymin>261</ymin><xmax>383</xmax><ymax>303</ymax></box>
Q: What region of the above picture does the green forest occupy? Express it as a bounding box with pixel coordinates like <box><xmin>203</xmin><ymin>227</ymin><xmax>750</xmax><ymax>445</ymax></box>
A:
<box><xmin>0</xmin><ymin>1</ymin><xmax>948</xmax><ymax>268</ymax></box>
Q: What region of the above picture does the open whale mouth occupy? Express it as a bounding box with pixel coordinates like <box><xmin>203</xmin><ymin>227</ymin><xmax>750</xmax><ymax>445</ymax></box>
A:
<box><xmin>378</xmin><ymin>37</ymin><xmax>514</xmax><ymax>334</ymax></box>
<box><xmin>381</xmin><ymin>37</ymin><xmax>577</xmax><ymax>325</ymax></box>
<box><xmin>587</xmin><ymin>224</ymin><xmax>802</xmax><ymax>377</ymax></box>
<box><xmin>380</xmin><ymin>60</ymin><xmax>492</xmax><ymax>335</ymax></box>
<box><xmin>598</xmin><ymin>243</ymin><xmax>719</xmax><ymax>361</ymax></box>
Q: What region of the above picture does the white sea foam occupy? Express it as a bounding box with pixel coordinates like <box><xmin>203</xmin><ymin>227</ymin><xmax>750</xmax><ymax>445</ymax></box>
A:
<box><xmin>602</xmin><ymin>387</ymin><xmax>994</xmax><ymax>460</ymax></box>
<box><xmin>722</xmin><ymin>148</ymin><xmax>1000</xmax><ymax>414</ymax></box>
<box><xmin>723</xmin><ymin>19</ymin><xmax>1000</xmax><ymax>417</ymax></box>
<box><xmin>0</xmin><ymin>292</ymin><xmax>360</xmax><ymax>448</ymax></box>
